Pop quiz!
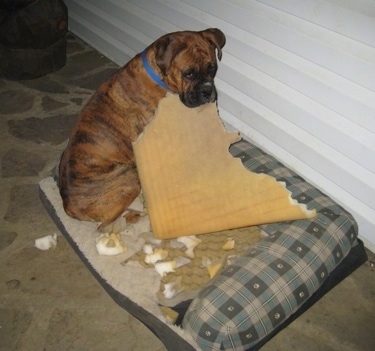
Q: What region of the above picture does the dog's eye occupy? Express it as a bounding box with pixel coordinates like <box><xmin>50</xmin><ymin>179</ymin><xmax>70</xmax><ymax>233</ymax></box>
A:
<box><xmin>183</xmin><ymin>69</ymin><xmax>197</xmax><ymax>80</ymax></box>
<box><xmin>207</xmin><ymin>63</ymin><xmax>217</xmax><ymax>74</ymax></box>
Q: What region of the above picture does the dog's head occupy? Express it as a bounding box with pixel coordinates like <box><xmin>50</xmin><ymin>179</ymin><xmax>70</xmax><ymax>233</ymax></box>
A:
<box><xmin>151</xmin><ymin>28</ymin><xmax>226</xmax><ymax>108</ymax></box>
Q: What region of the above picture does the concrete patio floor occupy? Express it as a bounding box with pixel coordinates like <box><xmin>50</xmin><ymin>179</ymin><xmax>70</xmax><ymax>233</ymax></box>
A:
<box><xmin>1</xmin><ymin>33</ymin><xmax>374</xmax><ymax>351</ymax></box>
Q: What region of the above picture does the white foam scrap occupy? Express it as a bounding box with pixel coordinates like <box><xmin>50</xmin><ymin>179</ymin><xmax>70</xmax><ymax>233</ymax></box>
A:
<box><xmin>143</xmin><ymin>244</ymin><xmax>154</xmax><ymax>255</ymax></box>
<box><xmin>154</xmin><ymin>260</ymin><xmax>177</xmax><ymax>277</ymax></box>
<box><xmin>163</xmin><ymin>276</ymin><xmax>185</xmax><ymax>299</ymax></box>
<box><xmin>34</xmin><ymin>233</ymin><xmax>57</xmax><ymax>251</ymax></box>
<box><xmin>177</xmin><ymin>235</ymin><xmax>202</xmax><ymax>258</ymax></box>
<box><xmin>144</xmin><ymin>248</ymin><xmax>168</xmax><ymax>264</ymax></box>
<box><xmin>96</xmin><ymin>233</ymin><xmax>127</xmax><ymax>256</ymax></box>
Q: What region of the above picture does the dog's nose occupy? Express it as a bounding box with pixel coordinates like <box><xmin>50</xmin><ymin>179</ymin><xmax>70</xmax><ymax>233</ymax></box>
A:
<box><xmin>200</xmin><ymin>84</ymin><xmax>213</xmax><ymax>99</ymax></box>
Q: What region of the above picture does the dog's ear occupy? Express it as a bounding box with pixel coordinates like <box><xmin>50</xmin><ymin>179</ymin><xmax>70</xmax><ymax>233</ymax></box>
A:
<box><xmin>201</xmin><ymin>28</ymin><xmax>226</xmax><ymax>61</ymax></box>
<box><xmin>154</xmin><ymin>36</ymin><xmax>187</xmax><ymax>76</ymax></box>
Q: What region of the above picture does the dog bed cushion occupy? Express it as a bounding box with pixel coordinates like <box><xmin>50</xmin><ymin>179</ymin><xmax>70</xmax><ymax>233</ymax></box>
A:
<box><xmin>182</xmin><ymin>139</ymin><xmax>362</xmax><ymax>350</ymax></box>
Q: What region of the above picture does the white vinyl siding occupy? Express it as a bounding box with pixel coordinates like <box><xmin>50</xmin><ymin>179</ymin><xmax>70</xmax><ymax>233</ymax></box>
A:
<box><xmin>64</xmin><ymin>0</ymin><xmax>375</xmax><ymax>251</ymax></box>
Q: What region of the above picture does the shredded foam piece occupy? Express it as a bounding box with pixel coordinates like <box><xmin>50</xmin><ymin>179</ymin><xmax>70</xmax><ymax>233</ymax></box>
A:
<box><xmin>154</xmin><ymin>260</ymin><xmax>177</xmax><ymax>277</ymax></box>
<box><xmin>34</xmin><ymin>233</ymin><xmax>57</xmax><ymax>250</ymax></box>
<box><xmin>159</xmin><ymin>306</ymin><xmax>179</xmax><ymax>324</ymax></box>
<box><xmin>177</xmin><ymin>235</ymin><xmax>202</xmax><ymax>258</ymax></box>
<box><xmin>143</xmin><ymin>244</ymin><xmax>154</xmax><ymax>255</ymax></box>
<box><xmin>201</xmin><ymin>256</ymin><xmax>227</xmax><ymax>279</ymax></box>
<box><xmin>222</xmin><ymin>238</ymin><xmax>235</xmax><ymax>250</ymax></box>
<box><xmin>175</xmin><ymin>256</ymin><xmax>191</xmax><ymax>268</ymax></box>
<box><xmin>163</xmin><ymin>276</ymin><xmax>185</xmax><ymax>299</ymax></box>
<box><xmin>144</xmin><ymin>248</ymin><xmax>168</xmax><ymax>264</ymax></box>
<box><xmin>96</xmin><ymin>233</ymin><xmax>127</xmax><ymax>256</ymax></box>
<box><xmin>207</xmin><ymin>261</ymin><xmax>224</xmax><ymax>279</ymax></box>
<box><xmin>133</xmin><ymin>94</ymin><xmax>316</xmax><ymax>239</ymax></box>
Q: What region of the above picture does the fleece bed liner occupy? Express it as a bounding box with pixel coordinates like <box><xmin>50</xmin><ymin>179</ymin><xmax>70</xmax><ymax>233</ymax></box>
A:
<box><xmin>39</xmin><ymin>138</ymin><xmax>368</xmax><ymax>351</ymax></box>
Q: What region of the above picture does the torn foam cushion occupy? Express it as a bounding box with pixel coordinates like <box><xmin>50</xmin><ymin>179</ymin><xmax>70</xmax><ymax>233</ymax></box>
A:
<box><xmin>133</xmin><ymin>94</ymin><xmax>316</xmax><ymax>239</ymax></box>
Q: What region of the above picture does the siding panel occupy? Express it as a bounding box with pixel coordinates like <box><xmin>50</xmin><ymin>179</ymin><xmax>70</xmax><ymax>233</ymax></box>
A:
<box><xmin>259</xmin><ymin>0</ymin><xmax>375</xmax><ymax>47</ymax></box>
<box><xmin>65</xmin><ymin>0</ymin><xmax>375</xmax><ymax>250</ymax></box>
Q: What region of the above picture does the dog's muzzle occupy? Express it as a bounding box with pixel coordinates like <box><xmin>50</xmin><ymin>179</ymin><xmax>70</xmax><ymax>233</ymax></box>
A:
<box><xmin>180</xmin><ymin>82</ymin><xmax>217</xmax><ymax>108</ymax></box>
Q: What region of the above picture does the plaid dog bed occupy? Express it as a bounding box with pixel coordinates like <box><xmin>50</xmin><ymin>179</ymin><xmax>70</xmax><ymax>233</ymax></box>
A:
<box><xmin>182</xmin><ymin>139</ymin><xmax>359</xmax><ymax>351</ymax></box>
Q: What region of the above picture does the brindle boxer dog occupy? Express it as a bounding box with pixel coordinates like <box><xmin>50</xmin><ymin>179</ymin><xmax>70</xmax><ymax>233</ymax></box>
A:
<box><xmin>58</xmin><ymin>28</ymin><xmax>226</xmax><ymax>227</ymax></box>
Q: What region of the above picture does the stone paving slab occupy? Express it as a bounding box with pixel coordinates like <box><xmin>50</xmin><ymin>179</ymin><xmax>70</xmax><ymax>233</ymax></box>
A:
<box><xmin>0</xmin><ymin>32</ymin><xmax>166</xmax><ymax>351</ymax></box>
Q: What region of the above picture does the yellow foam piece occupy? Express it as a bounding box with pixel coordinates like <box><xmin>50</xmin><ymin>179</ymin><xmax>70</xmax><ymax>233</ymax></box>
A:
<box><xmin>133</xmin><ymin>94</ymin><xmax>315</xmax><ymax>239</ymax></box>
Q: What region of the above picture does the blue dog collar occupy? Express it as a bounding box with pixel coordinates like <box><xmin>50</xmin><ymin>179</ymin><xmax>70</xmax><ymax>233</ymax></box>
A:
<box><xmin>141</xmin><ymin>50</ymin><xmax>169</xmax><ymax>90</ymax></box>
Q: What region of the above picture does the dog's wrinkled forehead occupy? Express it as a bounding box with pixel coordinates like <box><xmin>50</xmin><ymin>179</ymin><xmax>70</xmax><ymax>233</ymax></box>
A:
<box><xmin>188</xmin><ymin>42</ymin><xmax>215</xmax><ymax>59</ymax></box>
<box><xmin>175</xmin><ymin>44</ymin><xmax>215</xmax><ymax>68</ymax></box>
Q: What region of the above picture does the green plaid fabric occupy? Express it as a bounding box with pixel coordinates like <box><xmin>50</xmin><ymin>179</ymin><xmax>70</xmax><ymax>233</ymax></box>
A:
<box><xmin>182</xmin><ymin>139</ymin><xmax>358</xmax><ymax>351</ymax></box>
